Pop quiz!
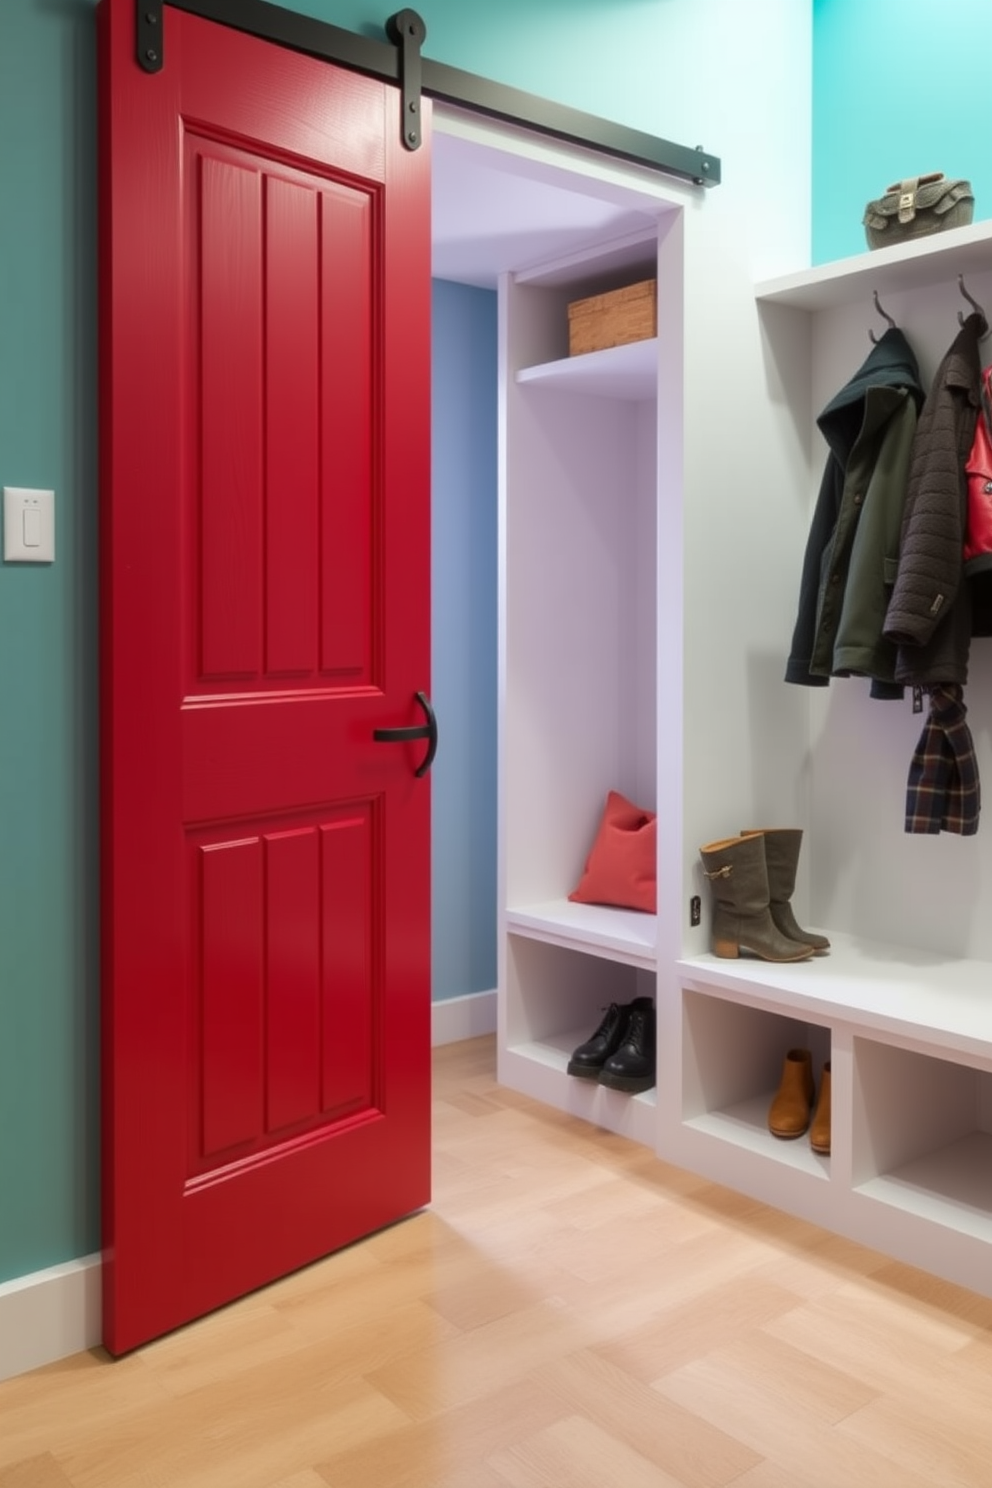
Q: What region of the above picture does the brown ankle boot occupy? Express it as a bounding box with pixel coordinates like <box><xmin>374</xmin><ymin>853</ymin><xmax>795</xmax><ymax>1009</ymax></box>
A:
<box><xmin>768</xmin><ymin>1048</ymin><xmax>814</xmax><ymax>1138</ymax></box>
<box><xmin>810</xmin><ymin>1061</ymin><xmax>831</xmax><ymax>1154</ymax></box>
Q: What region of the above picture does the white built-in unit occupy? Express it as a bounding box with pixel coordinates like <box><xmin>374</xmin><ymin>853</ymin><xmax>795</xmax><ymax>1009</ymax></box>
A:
<box><xmin>500</xmin><ymin>217</ymin><xmax>673</xmax><ymax>1152</ymax></box>
<box><xmin>434</xmin><ymin>104</ymin><xmax>992</xmax><ymax>1299</ymax></box>
<box><xmin>668</xmin><ymin>224</ymin><xmax>992</xmax><ymax>1300</ymax></box>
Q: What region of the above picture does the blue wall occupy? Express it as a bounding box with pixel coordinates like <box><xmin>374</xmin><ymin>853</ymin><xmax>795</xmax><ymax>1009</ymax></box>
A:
<box><xmin>431</xmin><ymin>283</ymin><xmax>498</xmax><ymax>1002</ymax></box>
<box><xmin>1</xmin><ymin>0</ymin><xmax>720</xmax><ymax>1288</ymax></box>
<box><xmin>812</xmin><ymin>0</ymin><xmax>992</xmax><ymax>264</ymax></box>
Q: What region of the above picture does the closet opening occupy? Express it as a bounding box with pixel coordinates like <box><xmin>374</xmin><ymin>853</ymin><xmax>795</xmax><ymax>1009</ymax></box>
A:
<box><xmin>430</xmin><ymin>109</ymin><xmax>686</xmax><ymax>1137</ymax></box>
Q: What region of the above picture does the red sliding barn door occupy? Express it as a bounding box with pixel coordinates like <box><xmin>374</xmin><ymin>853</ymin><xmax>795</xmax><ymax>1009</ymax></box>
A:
<box><xmin>99</xmin><ymin>0</ymin><xmax>432</xmax><ymax>1354</ymax></box>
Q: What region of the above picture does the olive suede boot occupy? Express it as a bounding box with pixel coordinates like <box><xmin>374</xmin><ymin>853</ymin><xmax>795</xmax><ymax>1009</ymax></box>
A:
<box><xmin>741</xmin><ymin>828</ymin><xmax>830</xmax><ymax>953</ymax></box>
<box><xmin>699</xmin><ymin>835</ymin><xmax>815</xmax><ymax>962</ymax></box>
<box><xmin>768</xmin><ymin>1048</ymin><xmax>815</xmax><ymax>1138</ymax></box>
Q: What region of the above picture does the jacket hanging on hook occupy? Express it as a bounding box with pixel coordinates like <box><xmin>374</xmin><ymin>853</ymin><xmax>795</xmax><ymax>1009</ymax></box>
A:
<box><xmin>784</xmin><ymin>326</ymin><xmax>925</xmax><ymax>694</ymax></box>
<box><xmin>883</xmin><ymin>312</ymin><xmax>986</xmax><ymax>685</ymax></box>
<box><xmin>881</xmin><ymin>311</ymin><xmax>986</xmax><ymax>837</ymax></box>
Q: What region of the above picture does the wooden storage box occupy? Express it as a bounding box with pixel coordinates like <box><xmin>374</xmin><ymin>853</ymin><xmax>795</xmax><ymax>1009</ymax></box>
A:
<box><xmin>567</xmin><ymin>278</ymin><xmax>657</xmax><ymax>356</ymax></box>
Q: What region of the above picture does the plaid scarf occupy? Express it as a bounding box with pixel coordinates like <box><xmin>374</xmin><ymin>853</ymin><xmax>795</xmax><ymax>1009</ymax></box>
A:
<box><xmin>905</xmin><ymin>683</ymin><xmax>980</xmax><ymax>835</ymax></box>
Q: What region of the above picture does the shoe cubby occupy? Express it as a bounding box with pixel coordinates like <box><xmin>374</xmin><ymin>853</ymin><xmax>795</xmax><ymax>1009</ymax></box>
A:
<box><xmin>680</xmin><ymin>986</ymin><xmax>831</xmax><ymax>1176</ymax></box>
<box><xmin>501</xmin><ymin>933</ymin><xmax>657</xmax><ymax>1146</ymax></box>
<box><xmin>852</xmin><ymin>1037</ymin><xmax>992</xmax><ymax>1243</ymax></box>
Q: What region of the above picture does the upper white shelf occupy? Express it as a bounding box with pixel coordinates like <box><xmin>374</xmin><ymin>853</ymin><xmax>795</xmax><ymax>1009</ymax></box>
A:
<box><xmin>678</xmin><ymin>930</ymin><xmax>992</xmax><ymax>1064</ymax></box>
<box><xmin>516</xmin><ymin>337</ymin><xmax>657</xmax><ymax>400</ymax></box>
<box><xmin>506</xmin><ymin>897</ymin><xmax>657</xmax><ymax>970</ymax></box>
<box><xmin>754</xmin><ymin>219</ymin><xmax>992</xmax><ymax>312</ymax></box>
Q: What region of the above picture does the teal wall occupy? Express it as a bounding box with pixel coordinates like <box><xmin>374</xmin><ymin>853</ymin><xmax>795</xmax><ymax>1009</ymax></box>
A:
<box><xmin>812</xmin><ymin>0</ymin><xmax>992</xmax><ymax>264</ymax></box>
<box><xmin>0</xmin><ymin>0</ymin><xmax>101</xmax><ymax>1284</ymax></box>
<box><xmin>260</xmin><ymin>0</ymin><xmax>720</xmax><ymax>140</ymax></box>
<box><xmin>0</xmin><ymin>0</ymin><xmax>728</xmax><ymax>1289</ymax></box>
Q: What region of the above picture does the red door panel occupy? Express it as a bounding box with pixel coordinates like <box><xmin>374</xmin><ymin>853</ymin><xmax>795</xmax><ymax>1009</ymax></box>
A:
<box><xmin>265</xmin><ymin>179</ymin><xmax>320</xmax><ymax>675</ymax></box>
<box><xmin>99</xmin><ymin>0</ymin><xmax>432</xmax><ymax>1354</ymax></box>
<box><xmin>264</xmin><ymin>827</ymin><xmax>322</xmax><ymax>1132</ymax></box>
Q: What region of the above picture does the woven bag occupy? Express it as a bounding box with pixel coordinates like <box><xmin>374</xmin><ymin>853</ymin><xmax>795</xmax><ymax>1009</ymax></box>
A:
<box><xmin>863</xmin><ymin>173</ymin><xmax>974</xmax><ymax>250</ymax></box>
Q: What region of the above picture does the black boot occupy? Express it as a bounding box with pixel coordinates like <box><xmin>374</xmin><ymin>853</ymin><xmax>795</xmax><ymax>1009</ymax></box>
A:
<box><xmin>566</xmin><ymin>1002</ymin><xmax>630</xmax><ymax>1079</ymax></box>
<box><xmin>598</xmin><ymin>998</ymin><xmax>655</xmax><ymax>1094</ymax></box>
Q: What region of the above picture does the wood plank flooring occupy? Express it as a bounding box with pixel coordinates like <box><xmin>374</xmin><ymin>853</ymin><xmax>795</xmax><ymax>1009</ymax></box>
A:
<box><xmin>3</xmin><ymin>1035</ymin><xmax>992</xmax><ymax>1486</ymax></box>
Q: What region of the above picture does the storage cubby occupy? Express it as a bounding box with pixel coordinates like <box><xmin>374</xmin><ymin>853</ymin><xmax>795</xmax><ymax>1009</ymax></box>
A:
<box><xmin>502</xmin><ymin>277</ymin><xmax>658</xmax><ymax>936</ymax></box>
<box><xmin>497</xmin><ymin>204</ymin><xmax>673</xmax><ymax>1143</ymax></box>
<box><xmin>502</xmin><ymin>363</ymin><xmax>657</xmax><ymax>913</ymax></box>
<box><xmin>681</xmin><ymin>987</ymin><xmax>830</xmax><ymax>1175</ymax></box>
<box><xmin>505</xmin><ymin>933</ymin><xmax>646</xmax><ymax>1048</ymax></box>
<box><xmin>853</xmin><ymin>1037</ymin><xmax>992</xmax><ymax>1242</ymax></box>
<box><xmin>513</xmin><ymin>243</ymin><xmax>660</xmax><ymax>372</ymax></box>
<box><xmin>502</xmin><ymin>934</ymin><xmax>656</xmax><ymax>1145</ymax></box>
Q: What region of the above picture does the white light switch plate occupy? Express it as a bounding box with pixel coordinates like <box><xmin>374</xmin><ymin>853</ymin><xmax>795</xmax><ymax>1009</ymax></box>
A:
<box><xmin>3</xmin><ymin>487</ymin><xmax>55</xmax><ymax>563</ymax></box>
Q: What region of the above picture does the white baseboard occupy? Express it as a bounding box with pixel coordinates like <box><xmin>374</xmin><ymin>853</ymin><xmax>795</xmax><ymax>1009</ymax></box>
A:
<box><xmin>431</xmin><ymin>988</ymin><xmax>497</xmax><ymax>1046</ymax></box>
<box><xmin>0</xmin><ymin>1253</ymin><xmax>102</xmax><ymax>1384</ymax></box>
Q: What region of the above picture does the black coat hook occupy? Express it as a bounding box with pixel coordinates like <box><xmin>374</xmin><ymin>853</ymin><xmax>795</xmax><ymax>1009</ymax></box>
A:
<box><xmin>869</xmin><ymin>290</ymin><xmax>896</xmax><ymax>344</ymax></box>
<box><xmin>957</xmin><ymin>274</ymin><xmax>989</xmax><ymax>335</ymax></box>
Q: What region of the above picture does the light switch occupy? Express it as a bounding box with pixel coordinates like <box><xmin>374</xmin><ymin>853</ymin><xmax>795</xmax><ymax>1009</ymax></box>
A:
<box><xmin>3</xmin><ymin>487</ymin><xmax>55</xmax><ymax>563</ymax></box>
<box><xmin>23</xmin><ymin>508</ymin><xmax>42</xmax><ymax>547</ymax></box>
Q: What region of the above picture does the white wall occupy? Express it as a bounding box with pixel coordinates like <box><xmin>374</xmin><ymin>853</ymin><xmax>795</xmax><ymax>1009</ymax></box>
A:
<box><xmin>662</xmin><ymin>1</ymin><xmax>815</xmax><ymax>962</ymax></box>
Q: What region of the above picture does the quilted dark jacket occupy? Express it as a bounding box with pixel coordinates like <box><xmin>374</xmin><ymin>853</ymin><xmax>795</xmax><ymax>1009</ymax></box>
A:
<box><xmin>785</xmin><ymin>327</ymin><xmax>924</xmax><ymax>691</ymax></box>
<box><xmin>883</xmin><ymin>313</ymin><xmax>985</xmax><ymax>686</ymax></box>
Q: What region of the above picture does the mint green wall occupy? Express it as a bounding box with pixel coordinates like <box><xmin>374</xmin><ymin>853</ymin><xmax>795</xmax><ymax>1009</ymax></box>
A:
<box><xmin>813</xmin><ymin>0</ymin><xmax>991</xmax><ymax>264</ymax></box>
<box><xmin>0</xmin><ymin>0</ymin><xmax>741</xmax><ymax>1288</ymax></box>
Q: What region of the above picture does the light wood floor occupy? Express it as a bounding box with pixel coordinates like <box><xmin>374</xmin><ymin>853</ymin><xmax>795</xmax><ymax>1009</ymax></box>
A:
<box><xmin>3</xmin><ymin>1035</ymin><xmax>992</xmax><ymax>1487</ymax></box>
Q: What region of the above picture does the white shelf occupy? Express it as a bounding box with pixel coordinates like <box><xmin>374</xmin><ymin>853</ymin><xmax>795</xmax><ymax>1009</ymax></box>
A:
<box><xmin>516</xmin><ymin>337</ymin><xmax>657</xmax><ymax>400</ymax></box>
<box><xmin>678</xmin><ymin>931</ymin><xmax>992</xmax><ymax>1065</ymax></box>
<box><xmin>501</xmin><ymin>1026</ymin><xmax>657</xmax><ymax>1149</ymax></box>
<box><xmin>856</xmin><ymin>1131</ymin><xmax>992</xmax><ymax>1243</ymax></box>
<box><xmin>507</xmin><ymin>898</ymin><xmax>657</xmax><ymax>970</ymax></box>
<box><xmin>754</xmin><ymin>218</ymin><xmax>992</xmax><ymax>311</ymax></box>
<box><xmin>684</xmin><ymin>1092</ymin><xmax>830</xmax><ymax>1179</ymax></box>
<box><xmin>511</xmin><ymin>1022</ymin><xmax>657</xmax><ymax>1092</ymax></box>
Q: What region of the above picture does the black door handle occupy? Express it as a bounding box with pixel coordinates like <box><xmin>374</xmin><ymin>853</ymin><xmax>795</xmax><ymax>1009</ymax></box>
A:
<box><xmin>373</xmin><ymin>690</ymin><xmax>438</xmax><ymax>777</ymax></box>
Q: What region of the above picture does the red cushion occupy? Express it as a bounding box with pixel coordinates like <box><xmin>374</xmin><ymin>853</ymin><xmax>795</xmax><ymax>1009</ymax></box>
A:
<box><xmin>568</xmin><ymin>790</ymin><xmax>657</xmax><ymax>913</ymax></box>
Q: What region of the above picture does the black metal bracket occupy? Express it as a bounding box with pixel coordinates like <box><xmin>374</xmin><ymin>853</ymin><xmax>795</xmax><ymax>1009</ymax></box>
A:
<box><xmin>386</xmin><ymin>10</ymin><xmax>426</xmax><ymax>152</ymax></box>
<box><xmin>137</xmin><ymin>1</ymin><xmax>164</xmax><ymax>73</ymax></box>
